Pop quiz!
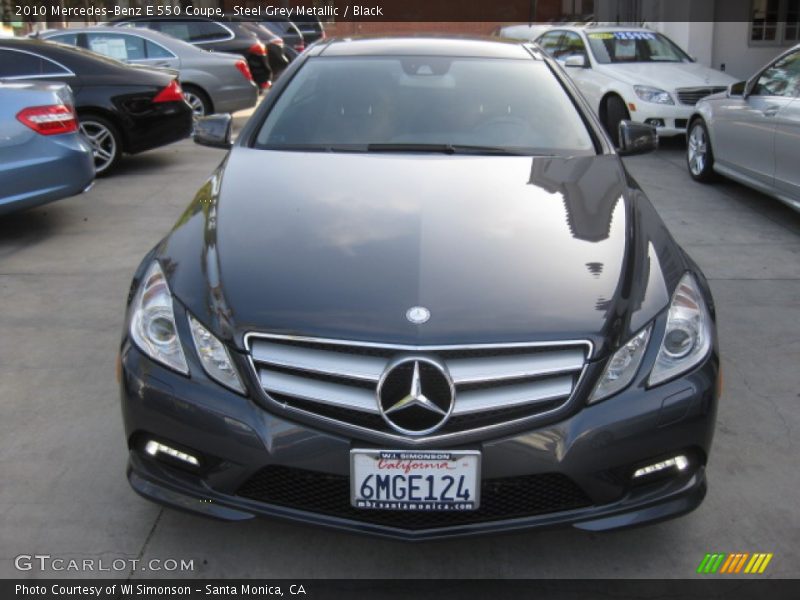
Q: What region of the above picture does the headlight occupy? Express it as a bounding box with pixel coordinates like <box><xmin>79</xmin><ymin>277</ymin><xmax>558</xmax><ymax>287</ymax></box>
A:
<box><xmin>188</xmin><ymin>314</ymin><xmax>245</xmax><ymax>394</ymax></box>
<box><xmin>129</xmin><ymin>261</ymin><xmax>188</xmax><ymax>374</ymax></box>
<box><xmin>589</xmin><ymin>326</ymin><xmax>651</xmax><ymax>404</ymax></box>
<box><xmin>633</xmin><ymin>85</ymin><xmax>674</xmax><ymax>105</ymax></box>
<box><xmin>649</xmin><ymin>273</ymin><xmax>712</xmax><ymax>386</ymax></box>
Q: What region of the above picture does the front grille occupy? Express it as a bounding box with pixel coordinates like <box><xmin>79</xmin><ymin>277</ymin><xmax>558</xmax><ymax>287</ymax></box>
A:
<box><xmin>676</xmin><ymin>87</ymin><xmax>726</xmax><ymax>106</ymax></box>
<box><xmin>236</xmin><ymin>465</ymin><xmax>593</xmax><ymax>530</ymax></box>
<box><xmin>246</xmin><ymin>334</ymin><xmax>590</xmax><ymax>440</ymax></box>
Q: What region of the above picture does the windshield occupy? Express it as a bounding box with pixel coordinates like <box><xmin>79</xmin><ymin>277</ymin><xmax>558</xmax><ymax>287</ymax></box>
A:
<box><xmin>254</xmin><ymin>56</ymin><xmax>595</xmax><ymax>155</ymax></box>
<box><xmin>586</xmin><ymin>31</ymin><xmax>691</xmax><ymax>64</ymax></box>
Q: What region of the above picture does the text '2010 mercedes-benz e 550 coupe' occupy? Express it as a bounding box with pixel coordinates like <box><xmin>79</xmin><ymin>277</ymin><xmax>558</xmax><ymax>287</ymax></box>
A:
<box><xmin>119</xmin><ymin>37</ymin><xmax>720</xmax><ymax>540</ymax></box>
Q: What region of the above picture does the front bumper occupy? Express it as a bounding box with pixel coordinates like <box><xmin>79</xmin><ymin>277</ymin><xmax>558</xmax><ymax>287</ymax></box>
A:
<box><xmin>628</xmin><ymin>101</ymin><xmax>696</xmax><ymax>137</ymax></box>
<box><xmin>120</xmin><ymin>340</ymin><xmax>718</xmax><ymax>540</ymax></box>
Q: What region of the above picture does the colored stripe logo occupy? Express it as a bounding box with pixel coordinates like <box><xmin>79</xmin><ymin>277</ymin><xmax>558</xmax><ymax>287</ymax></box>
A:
<box><xmin>697</xmin><ymin>553</ymin><xmax>773</xmax><ymax>574</ymax></box>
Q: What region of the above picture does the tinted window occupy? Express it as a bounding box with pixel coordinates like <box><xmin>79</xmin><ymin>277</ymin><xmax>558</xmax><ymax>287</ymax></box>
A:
<box><xmin>49</xmin><ymin>33</ymin><xmax>79</xmax><ymax>46</ymax></box>
<box><xmin>185</xmin><ymin>21</ymin><xmax>231</xmax><ymax>43</ymax></box>
<box><xmin>586</xmin><ymin>31</ymin><xmax>690</xmax><ymax>64</ymax></box>
<box><xmin>146</xmin><ymin>40</ymin><xmax>173</xmax><ymax>59</ymax></box>
<box><xmin>87</xmin><ymin>33</ymin><xmax>146</xmax><ymax>61</ymax></box>
<box><xmin>557</xmin><ymin>32</ymin><xmax>587</xmax><ymax>61</ymax></box>
<box><xmin>255</xmin><ymin>56</ymin><xmax>595</xmax><ymax>154</ymax></box>
<box><xmin>0</xmin><ymin>49</ymin><xmax>70</xmax><ymax>77</ymax></box>
<box><xmin>753</xmin><ymin>50</ymin><xmax>800</xmax><ymax>97</ymax></box>
<box><xmin>152</xmin><ymin>22</ymin><xmax>191</xmax><ymax>41</ymax></box>
<box><xmin>537</xmin><ymin>31</ymin><xmax>563</xmax><ymax>56</ymax></box>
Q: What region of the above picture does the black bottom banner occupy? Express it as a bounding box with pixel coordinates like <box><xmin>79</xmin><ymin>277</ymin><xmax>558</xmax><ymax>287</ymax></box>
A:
<box><xmin>4</xmin><ymin>579</ymin><xmax>800</xmax><ymax>600</ymax></box>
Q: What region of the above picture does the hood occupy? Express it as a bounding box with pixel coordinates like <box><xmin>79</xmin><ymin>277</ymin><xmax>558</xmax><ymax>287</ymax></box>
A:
<box><xmin>602</xmin><ymin>62</ymin><xmax>737</xmax><ymax>90</ymax></box>
<box><xmin>161</xmin><ymin>151</ymin><xmax>681</xmax><ymax>356</ymax></box>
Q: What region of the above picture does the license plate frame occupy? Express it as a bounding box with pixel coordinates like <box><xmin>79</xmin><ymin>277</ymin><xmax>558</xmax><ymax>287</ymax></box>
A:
<box><xmin>350</xmin><ymin>449</ymin><xmax>481</xmax><ymax>511</ymax></box>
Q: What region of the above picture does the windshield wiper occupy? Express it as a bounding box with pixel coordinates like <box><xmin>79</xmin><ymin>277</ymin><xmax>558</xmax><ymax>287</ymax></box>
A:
<box><xmin>366</xmin><ymin>143</ymin><xmax>528</xmax><ymax>155</ymax></box>
<box><xmin>257</xmin><ymin>143</ymin><xmax>368</xmax><ymax>153</ymax></box>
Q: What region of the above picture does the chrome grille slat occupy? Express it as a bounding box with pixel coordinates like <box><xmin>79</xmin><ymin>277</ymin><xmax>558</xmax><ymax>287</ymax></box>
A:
<box><xmin>251</xmin><ymin>340</ymin><xmax>385</xmax><ymax>382</ymax></box>
<box><xmin>258</xmin><ymin>369</ymin><xmax>380</xmax><ymax>413</ymax></box>
<box><xmin>247</xmin><ymin>333</ymin><xmax>590</xmax><ymax>440</ymax></box>
<box><xmin>453</xmin><ymin>375</ymin><xmax>574</xmax><ymax>415</ymax></box>
<box><xmin>447</xmin><ymin>349</ymin><xmax>584</xmax><ymax>384</ymax></box>
<box><xmin>676</xmin><ymin>86</ymin><xmax>727</xmax><ymax>106</ymax></box>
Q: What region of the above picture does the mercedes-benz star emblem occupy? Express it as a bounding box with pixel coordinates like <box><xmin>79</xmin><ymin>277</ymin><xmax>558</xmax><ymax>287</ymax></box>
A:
<box><xmin>377</xmin><ymin>358</ymin><xmax>455</xmax><ymax>435</ymax></box>
<box><xmin>406</xmin><ymin>306</ymin><xmax>430</xmax><ymax>324</ymax></box>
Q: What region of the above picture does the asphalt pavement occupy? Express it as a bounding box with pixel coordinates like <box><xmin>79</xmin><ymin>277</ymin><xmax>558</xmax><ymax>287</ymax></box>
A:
<box><xmin>0</xmin><ymin>122</ymin><xmax>798</xmax><ymax>579</ymax></box>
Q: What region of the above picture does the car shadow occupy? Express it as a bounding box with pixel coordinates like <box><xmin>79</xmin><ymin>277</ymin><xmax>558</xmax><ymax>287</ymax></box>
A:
<box><xmin>110</xmin><ymin>146</ymin><xmax>187</xmax><ymax>177</ymax></box>
<box><xmin>0</xmin><ymin>207</ymin><xmax>62</xmax><ymax>260</ymax></box>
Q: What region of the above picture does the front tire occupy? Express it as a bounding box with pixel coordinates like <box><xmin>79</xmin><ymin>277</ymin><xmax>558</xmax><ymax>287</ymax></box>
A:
<box><xmin>603</xmin><ymin>95</ymin><xmax>629</xmax><ymax>147</ymax></box>
<box><xmin>79</xmin><ymin>114</ymin><xmax>122</xmax><ymax>176</ymax></box>
<box><xmin>687</xmin><ymin>119</ymin><xmax>715</xmax><ymax>182</ymax></box>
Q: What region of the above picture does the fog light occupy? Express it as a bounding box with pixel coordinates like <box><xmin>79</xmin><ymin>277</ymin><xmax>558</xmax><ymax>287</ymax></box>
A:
<box><xmin>144</xmin><ymin>440</ymin><xmax>200</xmax><ymax>466</ymax></box>
<box><xmin>632</xmin><ymin>455</ymin><xmax>689</xmax><ymax>479</ymax></box>
<box><xmin>645</xmin><ymin>118</ymin><xmax>665</xmax><ymax>128</ymax></box>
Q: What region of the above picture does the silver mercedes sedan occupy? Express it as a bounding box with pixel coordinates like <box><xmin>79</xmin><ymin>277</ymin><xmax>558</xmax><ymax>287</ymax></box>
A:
<box><xmin>686</xmin><ymin>44</ymin><xmax>800</xmax><ymax>212</ymax></box>
<box><xmin>39</xmin><ymin>27</ymin><xmax>258</xmax><ymax>118</ymax></box>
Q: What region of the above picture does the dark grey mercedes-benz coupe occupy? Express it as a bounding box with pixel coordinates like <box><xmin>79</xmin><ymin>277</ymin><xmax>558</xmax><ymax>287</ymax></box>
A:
<box><xmin>119</xmin><ymin>37</ymin><xmax>720</xmax><ymax>540</ymax></box>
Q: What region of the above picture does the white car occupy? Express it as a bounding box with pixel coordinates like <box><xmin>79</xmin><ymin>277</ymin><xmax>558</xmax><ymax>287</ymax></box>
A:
<box><xmin>535</xmin><ymin>26</ymin><xmax>737</xmax><ymax>143</ymax></box>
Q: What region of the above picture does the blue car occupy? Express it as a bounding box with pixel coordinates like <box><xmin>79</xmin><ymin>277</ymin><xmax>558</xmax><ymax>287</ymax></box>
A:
<box><xmin>0</xmin><ymin>81</ymin><xmax>95</xmax><ymax>216</ymax></box>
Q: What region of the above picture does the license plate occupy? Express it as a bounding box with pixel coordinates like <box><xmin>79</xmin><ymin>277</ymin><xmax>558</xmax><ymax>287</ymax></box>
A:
<box><xmin>350</xmin><ymin>449</ymin><xmax>481</xmax><ymax>511</ymax></box>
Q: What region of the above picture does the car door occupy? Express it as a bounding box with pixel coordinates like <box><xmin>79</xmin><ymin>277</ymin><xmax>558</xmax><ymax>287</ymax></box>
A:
<box><xmin>771</xmin><ymin>50</ymin><xmax>800</xmax><ymax>207</ymax></box>
<box><xmin>712</xmin><ymin>51</ymin><xmax>797</xmax><ymax>186</ymax></box>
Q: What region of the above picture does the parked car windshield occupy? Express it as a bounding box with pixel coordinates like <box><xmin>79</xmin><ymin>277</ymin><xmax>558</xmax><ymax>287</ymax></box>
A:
<box><xmin>586</xmin><ymin>31</ymin><xmax>691</xmax><ymax>64</ymax></box>
<box><xmin>254</xmin><ymin>56</ymin><xmax>596</xmax><ymax>155</ymax></box>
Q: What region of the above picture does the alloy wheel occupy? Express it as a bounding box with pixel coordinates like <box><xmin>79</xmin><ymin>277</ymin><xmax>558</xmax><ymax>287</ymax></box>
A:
<box><xmin>184</xmin><ymin>92</ymin><xmax>206</xmax><ymax>118</ymax></box>
<box><xmin>687</xmin><ymin>124</ymin><xmax>707</xmax><ymax>176</ymax></box>
<box><xmin>79</xmin><ymin>120</ymin><xmax>117</xmax><ymax>174</ymax></box>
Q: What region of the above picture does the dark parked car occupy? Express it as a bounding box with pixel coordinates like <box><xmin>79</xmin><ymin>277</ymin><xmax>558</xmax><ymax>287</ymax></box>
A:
<box><xmin>112</xmin><ymin>16</ymin><xmax>273</xmax><ymax>90</ymax></box>
<box><xmin>226</xmin><ymin>17</ymin><xmax>291</xmax><ymax>78</ymax></box>
<box><xmin>0</xmin><ymin>39</ymin><xmax>193</xmax><ymax>174</ymax></box>
<box><xmin>291</xmin><ymin>14</ymin><xmax>325</xmax><ymax>44</ymax></box>
<box><xmin>0</xmin><ymin>81</ymin><xmax>94</xmax><ymax>215</ymax></box>
<box><xmin>120</xmin><ymin>37</ymin><xmax>719</xmax><ymax>540</ymax></box>
<box><xmin>260</xmin><ymin>17</ymin><xmax>305</xmax><ymax>54</ymax></box>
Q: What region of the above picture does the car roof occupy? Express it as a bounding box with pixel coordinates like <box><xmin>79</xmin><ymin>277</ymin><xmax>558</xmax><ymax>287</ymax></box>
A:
<box><xmin>543</xmin><ymin>24</ymin><xmax>657</xmax><ymax>34</ymax></box>
<box><xmin>42</xmin><ymin>26</ymin><xmax>184</xmax><ymax>46</ymax></box>
<box><xmin>314</xmin><ymin>36</ymin><xmax>538</xmax><ymax>59</ymax></box>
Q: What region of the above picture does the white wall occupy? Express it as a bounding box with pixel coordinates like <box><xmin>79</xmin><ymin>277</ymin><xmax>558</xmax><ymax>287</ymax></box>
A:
<box><xmin>653</xmin><ymin>22</ymin><xmax>715</xmax><ymax>67</ymax></box>
<box><xmin>711</xmin><ymin>21</ymin><xmax>795</xmax><ymax>80</ymax></box>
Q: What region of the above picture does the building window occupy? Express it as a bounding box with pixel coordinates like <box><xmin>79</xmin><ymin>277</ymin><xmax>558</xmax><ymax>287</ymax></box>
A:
<box><xmin>751</xmin><ymin>0</ymin><xmax>800</xmax><ymax>44</ymax></box>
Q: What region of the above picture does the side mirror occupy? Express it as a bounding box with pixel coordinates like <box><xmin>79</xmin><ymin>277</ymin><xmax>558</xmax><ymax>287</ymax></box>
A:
<box><xmin>564</xmin><ymin>54</ymin><xmax>589</xmax><ymax>68</ymax></box>
<box><xmin>727</xmin><ymin>80</ymin><xmax>746</xmax><ymax>97</ymax></box>
<box><xmin>194</xmin><ymin>114</ymin><xmax>232</xmax><ymax>149</ymax></box>
<box><xmin>617</xmin><ymin>120</ymin><xmax>658</xmax><ymax>156</ymax></box>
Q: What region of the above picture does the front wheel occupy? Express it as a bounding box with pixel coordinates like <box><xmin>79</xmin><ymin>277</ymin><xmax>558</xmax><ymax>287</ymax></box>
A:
<box><xmin>686</xmin><ymin>119</ymin><xmax>715</xmax><ymax>182</ymax></box>
<box><xmin>79</xmin><ymin>115</ymin><xmax>122</xmax><ymax>176</ymax></box>
<box><xmin>603</xmin><ymin>95</ymin><xmax>629</xmax><ymax>147</ymax></box>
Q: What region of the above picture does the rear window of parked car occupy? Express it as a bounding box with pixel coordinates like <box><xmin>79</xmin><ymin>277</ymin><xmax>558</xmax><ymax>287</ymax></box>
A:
<box><xmin>0</xmin><ymin>49</ymin><xmax>70</xmax><ymax>77</ymax></box>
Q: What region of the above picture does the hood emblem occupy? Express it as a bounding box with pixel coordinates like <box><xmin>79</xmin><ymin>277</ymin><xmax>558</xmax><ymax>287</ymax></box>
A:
<box><xmin>406</xmin><ymin>306</ymin><xmax>430</xmax><ymax>324</ymax></box>
<box><xmin>377</xmin><ymin>358</ymin><xmax>455</xmax><ymax>435</ymax></box>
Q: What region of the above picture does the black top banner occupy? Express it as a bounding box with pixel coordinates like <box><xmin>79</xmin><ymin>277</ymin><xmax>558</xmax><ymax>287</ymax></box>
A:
<box><xmin>0</xmin><ymin>0</ymin><xmax>766</xmax><ymax>24</ymax></box>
